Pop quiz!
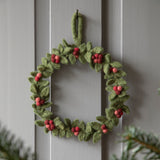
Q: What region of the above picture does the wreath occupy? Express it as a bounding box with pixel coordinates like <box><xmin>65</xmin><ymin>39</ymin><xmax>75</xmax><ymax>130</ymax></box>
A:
<box><xmin>28</xmin><ymin>11</ymin><xmax>130</xmax><ymax>143</ymax></box>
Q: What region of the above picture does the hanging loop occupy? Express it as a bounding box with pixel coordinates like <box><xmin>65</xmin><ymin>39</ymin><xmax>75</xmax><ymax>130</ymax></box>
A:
<box><xmin>71</xmin><ymin>10</ymin><xmax>83</xmax><ymax>46</ymax></box>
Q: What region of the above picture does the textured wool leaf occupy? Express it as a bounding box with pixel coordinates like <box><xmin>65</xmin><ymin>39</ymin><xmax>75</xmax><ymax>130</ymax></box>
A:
<box><xmin>60</xmin><ymin>56</ymin><xmax>68</xmax><ymax>64</ymax></box>
<box><xmin>28</xmin><ymin>11</ymin><xmax>130</xmax><ymax>144</ymax></box>
<box><xmin>52</xmin><ymin>48</ymin><xmax>60</xmax><ymax>55</ymax></box>
<box><xmin>111</xmin><ymin>61</ymin><xmax>122</xmax><ymax>68</ymax></box>
<box><xmin>122</xmin><ymin>105</ymin><xmax>130</xmax><ymax>114</ymax></box>
<box><xmin>84</xmin><ymin>52</ymin><xmax>92</xmax><ymax>63</ymax></box>
<box><xmin>93</xmin><ymin>131</ymin><xmax>102</xmax><ymax>143</ymax></box>
<box><xmin>92</xmin><ymin>47</ymin><xmax>104</xmax><ymax>53</ymax></box>
<box><xmin>69</xmin><ymin>54</ymin><xmax>76</xmax><ymax>64</ymax></box>
<box><xmin>95</xmin><ymin>63</ymin><xmax>102</xmax><ymax>72</ymax></box>
<box><xmin>103</xmin><ymin>64</ymin><xmax>110</xmax><ymax>74</ymax></box>
<box><xmin>35</xmin><ymin>120</ymin><xmax>45</xmax><ymax>127</ymax></box>
<box><xmin>40</xmin><ymin>87</ymin><xmax>49</xmax><ymax>98</ymax></box>
<box><xmin>104</xmin><ymin>54</ymin><xmax>111</xmax><ymax>63</ymax></box>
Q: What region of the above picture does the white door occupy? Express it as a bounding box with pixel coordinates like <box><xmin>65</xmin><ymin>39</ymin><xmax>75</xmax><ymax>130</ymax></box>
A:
<box><xmin>1</xmin><ymin>0</ymin><xmax>160</xmax><ymax>160</ymax></box>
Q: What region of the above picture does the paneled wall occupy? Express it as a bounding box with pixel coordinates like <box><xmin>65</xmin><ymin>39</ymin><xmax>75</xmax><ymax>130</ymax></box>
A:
<box><xmin>0</xmin><ymin>0</ymin><xmax>160</xmax><ymax>160</ymax></box>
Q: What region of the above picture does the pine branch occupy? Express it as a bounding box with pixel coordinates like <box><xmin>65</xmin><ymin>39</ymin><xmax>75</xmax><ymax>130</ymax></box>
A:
<box><xmin>111</xmin><ymin>126</ymin><xmax>160</xmax><ymax>160</ymax></box>
<box><xmin>0</xmin><ymin>124</ymin><xmax>35</xmax><ymax>160</ymax></box>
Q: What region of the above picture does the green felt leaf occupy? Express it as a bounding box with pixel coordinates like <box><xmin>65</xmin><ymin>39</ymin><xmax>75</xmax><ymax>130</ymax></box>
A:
<box><xmin>86</xmin><ymin>42</ymin><xmax>92</xmax><ymax>51</ymax></box>
<box><xmin>42</xmin><ymin>110</ymin><xmax>53</xmax><ymax>119</ymax></box>
<box><xmin>72</xmin><ymin>119</ymin><xmax>79</xmax><ymax>127</ymax></box>
<box><xmin>117</xmin><ymin>70</ymin><xmax>127</xmax><ymax>77</ymax></box>
<box><xmin>79</xmin><ymin>121</ymin><xmax>85</xmax><ymax>130</ymax></box>
<box><xmin>47</xmin><ymin>63</ymin><xmax>54</xmax><ymax>72</ymax></box>
<box><xmin>62</xmin><ymin>39</ymin><xmax>69</xmax><ymax>47</ymax></box>
<box><xmin>37</xmin><ymin>65</ymin><xmax>45</xmax><ymax>72</ymax></box>
<box><xmin>41</xmin><ymin>57</ymin><xmax>48</xmax><ymax>66</ymax></box>
<box><xmin>92</xmin><ymin>47</ymin><xmax>104</xmax><ymax>53</ymax></box>
<box><xmin>42</xmin><ymin>71</ymin><xmax>52</xmax><ymax>78</ymax></box>
<box><xmin>93</xmin><ymin>131</ymin><xmax>102</xmax><ymax>143</ymax></box>
<box><xmin>32</xmin><ymin>104</ymin><xmax>36</xmax><ymax>109</ymax></box>
<box><xmin>109</xmin><ymin>92</ymin><xmax>117</xmax><ymax>100</ymax></box>
<box><xmin>30</xmin><ymin>71</ymin><xmax>38</xmax><ymax>77</ymax></box>
<box><xmin>105</xmin><ymin>120</ymin><xmax>114</xmax><ymax>130</ymax></box>
<box><xmin>104</xmin><ymin>54</ymin><xmax>111</xmax><ymax>63</ymax></box>
<box><xmin>40</xmin><ymin>87</ymin><xmax>49</xmax><ymax>98</ymax></box>
<box><xmin>117</xmin><ymin>78</ymin><xmax>127</xmax><ymax>85</ymax></box>
<box><xmin>84</xmin><ymin>133</ymin><xmax>92</xmax><ymax>141</ymax></box>
<box><xmin>54</xmin><ymin>117</ymin><xmax>64</xmax><ymax>129</ymax></box>
<box><xmin>46</xmin><ymin>53</ymin><xmax>51</xmax><ymax>60</ymax></box>
<box><xmin>91</xmin><ymin>122</ymin><xmax>101</xmax><ymax>131</ymax></box>
<box><xmin>105</xmin><ymin>86</ymin><xmax>113</xmax><ymax>92</ymax></box>
<box><xmin>84</xmin><ymin>52</ymin><xmax>92</xmax><ymax>63</ymax></box>
<box><xmin>58</xmin><ymin>44</ymin><xmax>64</xmax><ymax>53</ymax></box>
<box><xmin>52</xmin><ymin>129</ymin><xmax>59</xmax><ymax>136</ymax></box>
<box><xmin>86</xmin><ymin>123</ymin><xmax>92</xmax><ymax>133</ymax></box>
<box><xmin>103</xmin><ymin>64</ymin><xmax>110</xmax><ymax>74</ymax></box>
<box><xmin>44</xmin><ymin>127</ymin><xmax>49</xmax><ymax>133</ymax></box>
<box><xmin>79</xmin><ymin>43</ymin><xmax>86</xmax><ymax>53</ymax></box>
<box><xmin>95</xmin><ymin>63</ymin><xmax>102</xmax><ymax>72</ymax></box>
<box><xmin>107</xmin><ymin>79</ymin><xmax>115</xmax><ymax>85</ymax></box>
<box><xmin>59</xmin><ymin>130</ymin><xmax>65</xmax><ymax>138</ymax></box>
<box><xmin>78</xmin><ymin>132</ymin><xmax>85</xmax><ymax>141</ymax></box>
<box><xmin>111</xmin><ymin>117</ymin><xmax>119</xmax><ymax>126</ymax></box>
<box><xmin>89</xmin><ymin>62</ymin><xmax>94</xmax><ymax>70</ymax></box>
<box><xmin>38</xmin><ymin>80</ymin><xmax>49</xmax><ymax>87</ymax></box>
<box><xmin>63</xmin><ymin>47</ymin><xmax>73</xmax><ymax>54</ymax></box>
<box><xmin>28</xmin><ymin>77</ymin><xmax>34</xmax><ymax>83</ymax></box>
<box><xmin>52</xmin><ymin>63</ymin><xmax>61</xmax><ymax>70</ymax></box>
<box><xmin>110</xmin><ymin>61</ymin><xmax>122</xmax><ymax>68</ymax></box>
<box><xmin>41</xmin><ymin>102</ymin><xmax>52</xmax><ymax>109</ymax></box>
<box><xmin>66</xmin><ymin>130</ymin><xmax>73</xmax><ymax>138</ymax></box>
<box><xmin>30</xmin><ymin>84</ymin><xmax>37</xmax><ymax>94</ymax></box>
<box><xmin>30</xmin><ymin>94</ymin><xmax>37</xmax><ymax>101</ymax></box>
<box><xmin>60</xmin><ymin>56</ymin><xmax>68</xmax><ymax>64</ymax></box>
<box><xmin>105</xmin><ymin>108</ymin><xmax>115</xmax><ymax>119</ymax></box>
<box><xmin>35</xmin><ymin>120</ymin><xmax>45</xmax><ymax>127</ymax></box>
<box><xmin>78</xmin><ymin>55</ymin><xmax>86</xmax><ymax>64</ymax></box>
<box><xmin>52</xmin><ymin>48</ymin><xmax>60</xmax><ymax>55</ymax></box>
<box><xmin>64</xmin><ymin>118</ymin><xmax>71</xmax><ymax>127</ymax></box>
<box><xmin>122</xmin><ymin>105</ymin><xmax>130</xmax><ymax>114</ymax></box>
<box><xmin>96</xmin><ymin>116</ymin><xmax>107</xmax><ymax>123</ymax></box>
<box><xmin>69</xmin><ymin>54</ymin><xmax>76</xmax><ymax>64</ymax></box>
<box><xmin>118</xmin><ymin>91</ymin><xmax>126</xmax><ymax>98</ymax></box>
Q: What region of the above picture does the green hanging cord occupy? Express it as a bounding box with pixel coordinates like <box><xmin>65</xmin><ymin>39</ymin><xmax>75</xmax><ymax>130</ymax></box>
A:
<box><xmin>71</xmin><ymin>10</ymin><xmax>83</xmax><ymax>46</ymax></box>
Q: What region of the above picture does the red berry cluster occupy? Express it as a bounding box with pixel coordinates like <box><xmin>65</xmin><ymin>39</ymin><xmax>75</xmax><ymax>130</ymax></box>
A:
<box><xmin>35</xmin><ymin>97</ymin><xmax>45</xmax><ymax>106</ymax></box>
<box><xmin>114</xmin><ymin>109</ymin><xmax>123</xmax><ymax>118</ymax></box>
<box><xmin>110</xmin><ymin>67</ymin><xmax>118</xmax><ymax>73</ymax></box>
<box><xmin>73</xmin><ymin>48</ymin><xmax>80</xmax><ymax>59</ymax></box>
<box><xmin>35</xmin><ymin>72</ymin><xmax>42</xmax><ymax>81</ymax></box>
<box><xmin>101</xmin><ymin>124</ymin><xmax>108</xmax><ymax>134</ymax></box>
<box><xmin>51</xmin><ymin>54</ymin><xmax>60</xmax><ymax>64</ymax></box>
<box><xmin>113</xmin><ymin>85</ymin><xmax>123</xmax><ymax>95</ymax></box>
<box><xmin>44</xmin><ymin>120</ymin><xmax>55</xmax><ymax>131</ymax></box>
<box><xmin>92</xmin><ymin>53</ymin><xmax>103</xmax><ymax>64</ymax></box>
<box><xmin>71</xmin><ymin>126</ymin><xmax>80</xmax><ymax>136</ymax></box>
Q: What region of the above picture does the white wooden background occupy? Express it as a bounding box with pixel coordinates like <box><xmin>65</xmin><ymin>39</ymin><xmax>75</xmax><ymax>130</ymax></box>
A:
<box><xmin>1</xmin><ymin>0</ymin><xmax>160</xmax><ymax>160</ymax></box>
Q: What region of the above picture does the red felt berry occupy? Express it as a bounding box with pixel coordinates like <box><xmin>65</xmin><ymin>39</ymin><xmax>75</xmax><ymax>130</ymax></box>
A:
<box><xmin>97</xmin><ymin>59</ymin><xmax>102</xmax><ymax>64</ymax></box>
<box><xmin>103</xmin><ymin>129</ymin><xmax>108</xmax><ymax>134</ymax></box>
<box><xmin>94</xmin><ymin>59</ymin><xmax>98</xmax><ymax>63</ymax></box>
<box><xmin>120</xmin><ymin>111</ymin><xmax>123</xmax><ymax>116</ymax></box>
<box><xmin>75</xmin><ymin>55</ymin><xmax>79</xmax><ymax>59</ymax></box>
<box><xmin>112</xmin><ymin>67</ymin><xmax>118</xmax><ymax>73</ymax></box>
<box><xmin>49</xmin><ymin>120</ymin><xmax>53</xmax><ymax>124</ymax></box>
<box><xmin>74</xmin><ymin>48</ymin><xmax>80</xmax><ymax>52</ymax></box>
<box><xmin>75</xmin><ymin>126</ymin><xmax>80</xmax><ymax>132</ymax></box>
<box><xmin>74</xmin><ymin>132</ymin><xmax>79</xmax><ymax>136</ymax></box>
<box><xmin>55</xmin><ymin>55</ymin><xmax>60</xmax><ymax>60</ymax></box>
<box><xmin>36</xmin><ymin>101</ymin><xmax>41</xmax><ymax>106</ymax></box>
<box><xmin>94</xmin><ymin>53</ymin><xmax>99</xmax><ymax>58</ymax></box>
<box><xmin>115</xmin><ymin>90</ymin><xmax>121</xmax><ymax>95</ymax></box>
<box><xmin>51</xmin><ymin>54</ymin><xmax>55</xmax><ymax>58</ymax></box>
<box><xmin>71</xmin><ymin>127</ymin><xmax>75</xmax><ymax>133</ymax></box>
<box><xmin>92</xmin><ymin>55</ymin><xmax>95</xmax><ymax>60</ymax></box>
<box><xmin>101</xmin><ymin>124</ymin><xmax>106</xmax><ymax>130</ymax></box>
<box><xmin>50</xmin><ymin>124</ymin><xmax>55</xmax><ymax>130</ymax></box>
<box><xmin>117</xmin><ymin>108</ymin><xmax>122</xmax><ymax>113</ymax></box>
<box><xmin>51</xmin><ymin>57</ymin><xmax>55</xmax><ymax>63</ymax></box>
<box><xmin>44</xmin><ymin>120</ymin><xmax>49</xmax><ymax>125</ymax></box>
<box><xmin>110</xmin><ymin>67</ymin><xmax>113</xmax><ymax>72</ymax></box>
<box><xmin>114</xmin><ymin>110</ymin><xmax>119</xmax><ymax>115</ymax></box>
<box><xmin>35</xmin><ymin>97</ymin><xmax>40</xmax><ymax>102</ymax></box>
<box><xmin>55</xmin><ymin>59</ymin><xmax>60</xmax><ymax>64</ymax></box>
<box><xmin>73</xmin><ymin>51</ymin><xmax>77</xmax><ymax>55</ymax></box>
<box><xmin>98</xmin><ymin>54</ymin><xmax>103</xmax><ymax>59</ymax></box>
<box><xmin>113</xmin><ymin>86</ymin><xmax>117</xmax><ymax>91</ymax></box>
<box><xmin>117</xmin><ymin>86</ymin><xmax>122</xmax><ymax>92</ymax></box>
<box><xmin>46</xmin><ymin>124</ymin><xmax>50</xmax><ymax>129</ymax></box>
<box><xmin>37</xmin><ymin>73</ymin><xmax>42</xmax><ymax>78</ymax></box>
<box><xmin>35</xmin><ymin>76</ymin><xmax>40</xmax><ymax>81</ymax></box>
<box><xmin>40</xmin><ymin>100</ymin><xmax>45</xmax><ymax>105</ymax></box>
<box><xmin>116</xmin><ymin>114</ymin><xmax>121</xmax><ymax>118</ymax></box>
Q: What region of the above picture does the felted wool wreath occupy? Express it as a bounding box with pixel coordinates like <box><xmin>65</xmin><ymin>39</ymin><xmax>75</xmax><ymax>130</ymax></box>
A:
<box><xmin>28</xmin><ymin>11</ymin><xmax>130</xmax><ymax>143</ymax></box>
